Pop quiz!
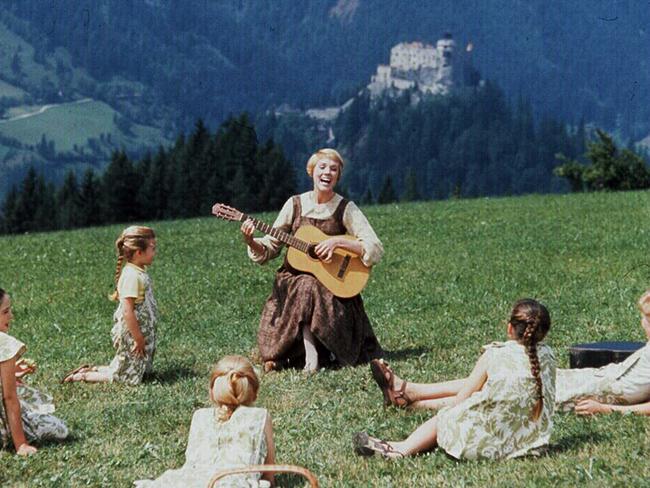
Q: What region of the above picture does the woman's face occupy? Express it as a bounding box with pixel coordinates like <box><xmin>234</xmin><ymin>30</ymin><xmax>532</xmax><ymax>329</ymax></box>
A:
<box><xmin>0</xmin><ymin>294</ymin><xmax>14</xmax><ymax>333</ymax></box>
<box><xmin>312</xmin><ymin>158</ymin><xmax>340</xmax><ymax>194</ymax></box>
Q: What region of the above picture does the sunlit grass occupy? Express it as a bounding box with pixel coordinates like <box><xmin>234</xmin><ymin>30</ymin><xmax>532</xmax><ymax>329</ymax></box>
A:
<box><xmin>1</xmin><ymin>190</ymin><xmax>649</xmax><ymax>486</ymax></box>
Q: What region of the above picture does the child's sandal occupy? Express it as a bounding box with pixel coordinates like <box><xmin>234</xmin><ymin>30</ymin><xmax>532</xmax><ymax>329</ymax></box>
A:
<box><xmin>370</xmin><ymin>359</ymin><xmax>412</xmax><ymax>408</ymax></box>
<box><xmin>61</xmin><ymin>364</ymin><xmax>91</xmax><ymax>383</ymax></box>
<box><xmin>353</xmin><ymin>432</ymin><xmax>404</xmax><ymax>458</ymax></box>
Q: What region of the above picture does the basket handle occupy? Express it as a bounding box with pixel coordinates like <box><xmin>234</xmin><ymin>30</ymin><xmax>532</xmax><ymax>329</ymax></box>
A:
<box><xmin>207</xmin><ymin>464</ymin><xmax>319</xmax><ymax>488</ymax></box>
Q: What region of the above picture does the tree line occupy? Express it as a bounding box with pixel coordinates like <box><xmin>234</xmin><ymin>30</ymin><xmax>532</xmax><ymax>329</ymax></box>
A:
<box><xmin>0</xmin><ymin>114</ymin><xmax>296</xmax><ymax>234</ymax></box>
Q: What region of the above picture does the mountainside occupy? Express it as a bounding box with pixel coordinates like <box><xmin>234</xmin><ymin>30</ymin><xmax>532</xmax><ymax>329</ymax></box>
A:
<box><xmin>0</xmin><ymin>0</ymin><xmax>647</xmax><ymax>139</ymax></box>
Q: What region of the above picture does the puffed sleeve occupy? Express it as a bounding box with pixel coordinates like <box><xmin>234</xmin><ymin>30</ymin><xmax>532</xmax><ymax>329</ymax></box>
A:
<box><xmin>0</xmin><ymin>332</ymin><xmax>25</xmax><ymax>363</ymax></box>
<box><xmin>342</xmin><ymin>202</ymin><xmax>384</xmax><ymax>267</ymax></box>
<box><xmin>117</xmin><ymin>266</ymin><xmax>141</xmax><ymax>299</ymax></box>
<box><xmin>247</xmin><ymin>198</ymin><xmax>294</xmax><ymax>265</ymax></box>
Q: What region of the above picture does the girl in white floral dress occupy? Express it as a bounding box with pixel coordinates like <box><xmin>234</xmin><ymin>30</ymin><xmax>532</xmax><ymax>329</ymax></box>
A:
<box><xmin>63</xmin><ymin>226</ymin><xmax>158</xmax><ymax>385</ymax></box>
<box><xmin>355</xmin><ymin>299</ymin><xmax>556</xmax><ymax>460</ymax></box>
<box><xmin>555</xmin><ymin>290</ymin><xmax>650</xmax><ymax>416</ymax></box>
<box><xmin>0</xmin><ymin>289</ymin><xmax>69</xmax><ymax>456</ymax></box>
<box><xmin>135</xmin><ymin>355</ymin><xmax>276</xmax><ymax>488</ymax></box>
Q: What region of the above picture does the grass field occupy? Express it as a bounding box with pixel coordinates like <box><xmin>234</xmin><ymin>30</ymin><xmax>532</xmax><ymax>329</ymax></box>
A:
<box><xmin>1</xmin><ymin>191</ymin><xmax>649</xmax><ymax>487</ymax></box>
<box><xmin>0</xmin><ymin>99</ymin><xmax>165</xmax><ymax>153</ymax></box>
<box><xmin>0</xmin><ymin>79</ymin><xmax>25</xmax><ymax>100</ymax></box>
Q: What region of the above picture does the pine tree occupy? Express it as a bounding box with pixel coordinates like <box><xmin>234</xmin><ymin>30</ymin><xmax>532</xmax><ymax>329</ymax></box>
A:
<box><xmin>0</xmin><ymin>185</ymin><xmax>19</xmax><ymax>234</ymax></box>
<box><xmin>79</xmin><ymin>169</ymin><xmax>103</xmax><ymax>227</ymax></box>
<box><xmin>401</xmin><ymin>168</ymin><xmax>421</xmax><ymax>201</ymax></box>
<box><xmin>58</xmin><ymin>170</ymin><xmax>82</xmax><ymax>229</ymax></box>
<box><xmin>102</xmin><ymin>150</ymin><xmax>139</xmax><ymax>223</ymax></box>
<box><xmin>377</xmin><ymin>175</ymin><xmax>397</xmax><ymax>204</ymax></box>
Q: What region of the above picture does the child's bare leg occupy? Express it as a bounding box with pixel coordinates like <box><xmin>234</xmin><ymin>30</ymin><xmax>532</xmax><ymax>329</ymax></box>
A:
<box><xmin>389</xmin><ymin>416</ymin><xmax>440</xmax><ymax>456</ymax></box>
<box><xmin>302</xmin><ymin>324</ymin><xmax>319</xmax><ymax>372</ymax></box>
<box><xmin>410</xmin><ymin>396</ymin><xmax>456</xmax><ymax>411</ymax></box>
<box><xmin>405</xmin><ymin>378</ymin><xmax>467</xmax><ymax>402</ymax></box>
<box><xmin>63</xmin><ymin>366</ymin><xmax>111</xmax><ymax>383</ymax></box>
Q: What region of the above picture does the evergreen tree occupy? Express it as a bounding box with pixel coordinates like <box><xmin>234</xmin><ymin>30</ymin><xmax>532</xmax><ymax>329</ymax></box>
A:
<box><xmin>402</xmin><ymin>167</ymin><xmax>421</xmax><ymax>201</ymax></box>
<box><xmin>79</xmin><ymin>169</ymin><xmax>103</xmax><ymax>227</ymax></box>
<box><xmin>377</xmin><ymin>175</ymin><xmax>397</xmax><ymax>204</ymax></box>
<box><xmin>361</xmin><ymin>187</ymin><xmax>374</xmax><ymax>205</ymax></box>
<box><xmin>58</xmin><ymin>170</ymin><xmax>82</xmax><ymax>229</ymax></box>
<box><xmin>0</xmin><ymin>185</ymin><xmax>19</xmax><ymax>234</ymax></box>
<box><xmin>102</xmin><ymin>150</ymin><xmax>139</xmax><ymax>223</ymax></box>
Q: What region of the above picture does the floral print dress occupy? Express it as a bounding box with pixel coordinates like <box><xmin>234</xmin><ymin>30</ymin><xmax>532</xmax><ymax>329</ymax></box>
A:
<box><xmin>436</xmin><ymin>341</ymin><xmax>556</xmax><ymax>460</ymax></box>
<box><xmin>98</xmin><ymin>269</ymin><xmax>158</xmax><ymax>385</ymax></box>
<box><xmin>134</xmin><ymin>406</ymin><xmax>269</xmax><ymax>488</ymax></box>
<box><xmin>0</xmin><ymin>332</ymin><xmax>69</xmax><ymax>449</ymax></box>
<box><xmin>555</xmin><ymin>342</ymin><xmax>650</xmax><ymax>410</ymax></box>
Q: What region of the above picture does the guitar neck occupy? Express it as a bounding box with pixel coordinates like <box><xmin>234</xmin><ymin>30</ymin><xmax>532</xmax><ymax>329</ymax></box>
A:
<box><xmin>248</xmin><ymin>217</ymin><xmax>310</xmax><ymax>253</ymax></box>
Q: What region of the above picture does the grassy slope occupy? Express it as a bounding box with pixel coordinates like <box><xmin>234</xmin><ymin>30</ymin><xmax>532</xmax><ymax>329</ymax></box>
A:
<box><xmin>0</xmin><ymin>79</ymin><xmax>25</xmax><ymax>99</ymax></box>
<box><xmin>0</xmin><ymin>191</ymin><xmax>649</xmax><ymax>486</ymax></box>
<box><xmin>0</xmin><ymin>99</ymin><xmax>165</xmax><ymax>152</ymax></box>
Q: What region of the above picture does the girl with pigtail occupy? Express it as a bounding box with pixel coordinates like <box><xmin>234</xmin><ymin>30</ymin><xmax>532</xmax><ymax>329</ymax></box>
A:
<box><xmin>135</xmin><ymin>355</ymin><xmax>276</xmax><ymax>488</ymax></box>
<box><xmin>354</xmin><ymin>299</ymin><xmax>556</xmax><ymax>460</ymax></box>
<box><xmin>63</xmin><ymin>226</ymin><xmax>158</xmax><ymax>385</ymax></box>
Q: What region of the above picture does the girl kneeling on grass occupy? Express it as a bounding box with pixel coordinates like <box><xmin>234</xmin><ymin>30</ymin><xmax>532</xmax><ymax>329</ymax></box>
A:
<box><xmin>63</xmin><ymin>226</ymin><xmax>158</xmax><ymax>385</ymax></box>
<box><xmin>0</xmin><ymin>289</ymin><xmax>68</xmax><ymax>455</ymax></box>
<box><xmin>135</xmin><ymin>355</ymin><xmax>276</xmax><ymax>488</ymax></box>
<box><xmin>554</xmin><ymin>290</ymin><xmax>650</xmax><ymax>416</ymax></box>
<box><xmin>354</xmin><ymin>299</ymin><xmax>556</xmax><ymax>459</ymax></box>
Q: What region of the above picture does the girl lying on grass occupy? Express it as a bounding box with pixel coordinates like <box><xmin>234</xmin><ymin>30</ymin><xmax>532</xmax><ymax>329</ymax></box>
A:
<box><xmin>135</xmin><ymin>355</ymin><xmax>276</xmax><ymax>488</ymax></box>
<box><xmin>0</xmin><ymin>288</ymin><xmax>68</xmax><ymax>455</ymax></box>
<box><xmin>355</xmin><ymin>299</ymin><xmax>556</xmax><ymax>459</ymax></box>
<box><xmin>63</xmin><ymin>226</ymin><xmax>158</xmax><ymax>385</ymax></box>
<box><xmin>554</xmin><ymin>290</ymin><xmax>650</xmax><ymax>416</ymax></box>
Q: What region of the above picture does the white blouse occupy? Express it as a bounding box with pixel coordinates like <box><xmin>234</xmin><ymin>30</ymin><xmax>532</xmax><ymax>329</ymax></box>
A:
<box><xmin>247</xmin><ymin>192</ymin><xmax>384</xmax><ymax>267</ymax></box>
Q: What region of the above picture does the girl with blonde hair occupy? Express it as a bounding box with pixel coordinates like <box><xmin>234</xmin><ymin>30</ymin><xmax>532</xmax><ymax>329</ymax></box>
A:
<box><xmin>135</xmin><ymin>355</ymin><xmax>276</xmax><ymax>487</ymax></box>
<box><xmin>63</xmin><ymin>225</ymin><xmax>158</xmax><ymax>385</ymax></box>
<box><xmin>1</xmin><ymin>288</ymin><xmax>68</xmax><ymax>455</ymax></box>
<box><xmin>227</xmin><ymin>148</ymin><xmax>384</xmax><ymax>373</ymax></box>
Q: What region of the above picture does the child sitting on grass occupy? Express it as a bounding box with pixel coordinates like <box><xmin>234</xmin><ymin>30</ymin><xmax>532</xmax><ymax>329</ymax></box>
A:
<box><xmin>0</xmin><ymin>288</ymin><xmax>68</xmax><ymax>455</ymax></box>
<box><xmin>135</xmin><ymin>355</ymin><xmax>276</xmax><ymax>487</ymax></box>
<box><xmin>63</xmin><ymin>226</ymin><xmax>158</xmax><ymax>385</ymax></box>
<box><xmin>555</xmin><ymin>290</ymin><xmax>650</xmax><ymax>416</ymax></box>
<box><xmin>355</xmin><ymin>299</ymin><xmax>556</xmax><ymax>459</ymax></box>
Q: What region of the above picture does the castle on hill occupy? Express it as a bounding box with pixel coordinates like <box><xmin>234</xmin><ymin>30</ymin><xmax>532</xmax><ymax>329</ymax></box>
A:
<box><xmin>368</xmin><ymin>34</ymin><xmax>471</xmax><ymax>97</ymax></box>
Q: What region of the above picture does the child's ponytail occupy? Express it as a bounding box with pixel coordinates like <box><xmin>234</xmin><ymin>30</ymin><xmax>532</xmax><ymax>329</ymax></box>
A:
<box><xmin>210</xmin><ymin>355</ymin><xmax>260</xmax><ymax>422</ymax></box>
<box><xmin>510</xmin><ymin>299</ymin><xmax>551</xmax><ymax>421</ymax></box>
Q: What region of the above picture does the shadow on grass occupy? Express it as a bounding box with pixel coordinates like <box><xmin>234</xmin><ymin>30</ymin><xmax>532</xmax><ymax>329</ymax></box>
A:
<box><xmin>146</xmin><ymin>366</ymin><xmax>197</xmax><ymax>384</ymax></box>
<box><xmin>384</xmin><ymin>347</ymin><xmax>430</xmax><ymax>361</ymax></box>
<box><xmin>275</xmin><ymin>473</ymin><xmax>316</xmax><ymax>488</ymax></box>
<box><xmin>547</xmin><ymin>431</ymin><xmax>608</xmax><ymax>455</ymax></box>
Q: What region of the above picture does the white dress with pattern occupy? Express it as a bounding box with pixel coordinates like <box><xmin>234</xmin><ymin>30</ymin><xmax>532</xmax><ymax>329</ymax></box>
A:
<box><xmin>436</xmin><ymin>341</ymin><xmax>556</xmax><ymax>460</ymax></box>
<box><xmin>555</xmin><ymin>342</ymin><xmax>650</xmax><ymax>410</ymax></box>
<box><xmin>134</xmin><ymin>406</ymin><xmax>269</xmax><ymax>488</ymax></box>
<box><xmin>0</xmin><ymin>332</ymin><xmax>69</xmax><ymax>449</ymax></box>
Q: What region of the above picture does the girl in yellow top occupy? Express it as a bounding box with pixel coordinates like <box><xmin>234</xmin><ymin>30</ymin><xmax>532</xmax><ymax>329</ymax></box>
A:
<box><xmin>63</xmin><ymin>226</ymin><xmax>158</xmax><ymax>385</ymax></box>
<box><xmin>1</xmin><ymin>289</ymin><xmax>69</xmax><ymax>455</ymax></box>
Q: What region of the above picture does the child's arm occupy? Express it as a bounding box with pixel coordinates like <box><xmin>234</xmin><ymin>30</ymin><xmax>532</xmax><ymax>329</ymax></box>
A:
<box><xmin>575</xmin><ymin>398</ymin><xmax>650</xmax><ymax>416</ymax></box>
<box><xmin>0</xmin><ymin>357</ymin><xmax>37</xmax><ymax>455</ymax></box>
<box><xmin>449</xmin><ymin>351</ymin><xmax>489</xmax><ymax>407</ymax></box>
<box><xmin>122</xmin><ymin>297</ymin><xmax>145</xmax><ymax>357</ymax></box>
<box><xmin>262</xmin><ymin>412</ymin><xmax>276</xmax><ymax>487</ymax></box>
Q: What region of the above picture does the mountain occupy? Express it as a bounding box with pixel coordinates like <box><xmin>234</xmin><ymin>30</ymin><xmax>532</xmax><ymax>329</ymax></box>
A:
<box><xmin>0</xmin><ymin>1</ymin><xmax>648</xmax><ymax>198</ymax></box>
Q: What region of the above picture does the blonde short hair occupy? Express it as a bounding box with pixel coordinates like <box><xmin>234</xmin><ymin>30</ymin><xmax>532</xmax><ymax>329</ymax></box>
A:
<box><xmin>306</xmin><ymin>148</ymin><xmax>344</xmax><ymax>177</ymax></box>
<box><xmin>210</xmin><ymin>355</ymin><xmax>260</xmax><ymax>422</ymax></box>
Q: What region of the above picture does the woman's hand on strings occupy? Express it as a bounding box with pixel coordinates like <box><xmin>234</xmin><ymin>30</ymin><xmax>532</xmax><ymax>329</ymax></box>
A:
<box><xmin>314</xmin><ymin>237</ymin><xmax>340</xmax><ymax>263</ymax></box>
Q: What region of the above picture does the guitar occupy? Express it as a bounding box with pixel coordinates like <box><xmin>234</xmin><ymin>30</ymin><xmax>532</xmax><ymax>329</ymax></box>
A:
<box><xmin>211</xmin><ymin>203</ymin><xmax>370</xmax><ymax>298</ymax></box>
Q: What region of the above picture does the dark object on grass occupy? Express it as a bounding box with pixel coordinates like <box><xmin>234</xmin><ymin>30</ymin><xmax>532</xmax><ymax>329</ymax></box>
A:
<box><xmin>569</xmin><ymin>341</ymin><xmax>645</xmax><ymax>368</ymax></box>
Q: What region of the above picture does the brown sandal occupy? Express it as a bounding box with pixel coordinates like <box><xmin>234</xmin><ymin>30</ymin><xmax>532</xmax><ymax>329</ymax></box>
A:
<box><xmin>353</xmin><ymin>431</ymin><xmax>404</xmax><ymax>458</ymax></box>
<box><xmin>61</xmin><ymin>364</ymin><xmax>91</xmax><ymax>383</ymax></box>
<box><xmin>370</xmin><ymin>359</ymin><xmax>411</xmax><ymax>408</ymax></box>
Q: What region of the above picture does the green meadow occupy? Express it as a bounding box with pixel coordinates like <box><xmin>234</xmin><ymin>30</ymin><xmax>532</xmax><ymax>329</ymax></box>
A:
<box><xmin>1</xmin><ymin>191</ymin><xmax>649</xmax><ymax>487</ymax></box>
<box><xmin>0</xmin><ymin>99</ymin><xmax>165</xmax><ymax>153</ymax></box>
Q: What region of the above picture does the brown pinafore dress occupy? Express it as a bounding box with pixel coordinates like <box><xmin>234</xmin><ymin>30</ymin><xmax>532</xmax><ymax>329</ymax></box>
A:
<box><xmin>257</xmin><ymin>196</ymin><xmax>384</xmax><ymax>367</ymax></box>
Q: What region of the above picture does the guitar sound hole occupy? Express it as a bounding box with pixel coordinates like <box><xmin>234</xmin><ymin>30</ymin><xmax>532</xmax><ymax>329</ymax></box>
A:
<box><xmin>307</xmin><ymin>244</ymin><xmax>319</xmax><ymax>260</ymax></box>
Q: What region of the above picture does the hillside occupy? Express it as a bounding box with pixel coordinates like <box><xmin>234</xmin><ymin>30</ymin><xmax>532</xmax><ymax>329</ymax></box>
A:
<box><xmin>1</xmin><ymin>0</ymin><xmax>648</xmax><ymax>141</ymax></box>
<box><xmin>0</xmin><ymin>14</ymin><xmax>169</xmax><ymax>198</ymax></box>
<box><xmin>1</xmin><ymin>190</ymin><xmax>649</xmax><ymax>485</ymax></box>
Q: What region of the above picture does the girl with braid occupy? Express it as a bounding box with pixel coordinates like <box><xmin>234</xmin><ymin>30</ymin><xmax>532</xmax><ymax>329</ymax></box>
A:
<box><xmin>63</xmin><ymin>226</ymin><xmax>158</xmax><ymax>385</ymax></box>
<box><xmin>354</xmin><ymin>299</ymin><xmax>556</xmax><ymax>459</ymax></box>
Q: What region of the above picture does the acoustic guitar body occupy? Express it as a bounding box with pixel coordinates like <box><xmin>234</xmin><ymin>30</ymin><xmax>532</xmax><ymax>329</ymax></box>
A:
<box><xmin>286</xmin><ymin>225</ymin><xmax>370</xmax><ymax>298</ymax></box>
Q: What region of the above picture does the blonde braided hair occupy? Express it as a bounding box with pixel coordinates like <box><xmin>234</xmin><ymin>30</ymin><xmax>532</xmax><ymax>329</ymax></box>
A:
<box><xmin>209</xmin><ymin>355</ymin><xmax>259</xmax><ymax>422</ymax></box>
<box><xmin>510</xmin><ymin>299</ymin><xmax>551</xmax><ymax>421</ymax></box>
<box><xmin>109</xmin><ymin>226</ymin><xmax>155</xmax><ymax>301</ymax></box>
